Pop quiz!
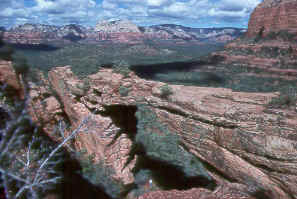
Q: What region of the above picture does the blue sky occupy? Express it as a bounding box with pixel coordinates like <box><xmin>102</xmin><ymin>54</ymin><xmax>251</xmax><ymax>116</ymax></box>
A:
<box><xmin>0</xmin><ymin>0</ymin><xmax>262</xmax><ymax>28</ymax></box>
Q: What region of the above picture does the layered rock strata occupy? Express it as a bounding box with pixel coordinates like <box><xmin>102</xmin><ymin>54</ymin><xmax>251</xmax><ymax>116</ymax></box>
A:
<box><xmin>213</xmin><ymin>0</ymin><xmax>297</xmax><ymax>80</ymax></box>
<box><xmin>29</xmin><ymin>64</ymin><xmax>297</xmax><ymax>199</ymax></box>
<box><xmin>1</xmin><ymin>60</ymin><xmax>297</xmax><ymax>198</ymax></box>
<box><xmin>247</xmin><ymin>0</ymin><xmax>297</xmax><ymax>37</ymax></box>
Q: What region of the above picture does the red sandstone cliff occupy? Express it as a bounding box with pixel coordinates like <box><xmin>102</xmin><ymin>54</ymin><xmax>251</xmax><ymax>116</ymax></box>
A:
<box><xmin>212</xmin><ymin>0</ymin><xmax>297</xmax><ymax>79</ymax></box>
<box><xmin>247</xmin><ymin>0</ymin><xmax>297</xmax><ymax>37</ymax></box>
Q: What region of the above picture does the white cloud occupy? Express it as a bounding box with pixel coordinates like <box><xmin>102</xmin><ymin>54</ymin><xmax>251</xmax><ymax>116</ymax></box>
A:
<box><xmin>33</xmin><ymin>0</ymin><xmax>96</xmax><ymax>13</ymax></box>
<box><xmin>147</xmin><ymin>0</ymin><xmax>172</xmax><ymax>7</ymax></box>
<box><xmin>0</xmin><ymin>0</ymin><xmax>261</xmax><ymax>28</ymax></box>
<box><xmin>208</xmin><ymin>0</ymin><xmax>261</xmax><ymax>22</ymax></box>
<box><xmin>102</xmin><ymin>1</ymin><xmax>117</xmax><ymax>9</ymax></box>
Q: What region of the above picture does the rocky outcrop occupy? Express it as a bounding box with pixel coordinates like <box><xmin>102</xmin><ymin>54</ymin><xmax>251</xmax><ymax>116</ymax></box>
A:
<box><xmin>1</xmin><ymin>59</ymin><xmax>297</xmax><ymax>198</ymax></box>
<box><xmin>0</xmin><ymin>60</ymin><xmax>23</xmax><ymax>97</ymax></box>
<box><xmin>138</xmin><ymin>183</ymin><xmax>259</xmax><ymax>199</ymax></box>
<box><xmin>0</xmin><ymin>60</ymin><xmax>20</xmax><ymax>91</ymax></box>
<box><xmin>213</xmin><ymin>40</ymin><xmax>297</xmax><ymax>80</ymax></box>
<box><xmin>37</xmin><ymin>65</ymin><xmax>296</xmax><ymax>199</ymax></box>
<box><xmin>247</xmin><ymin>0</ymin><xmax>297</xmax><ymax>37</ymax></box>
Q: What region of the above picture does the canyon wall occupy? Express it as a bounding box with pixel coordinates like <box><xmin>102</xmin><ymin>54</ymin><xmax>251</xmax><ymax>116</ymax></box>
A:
<box><xmin>247</xmin><ymin>0</ymin><xmax>297</xmax><ymax>37</ymax></box>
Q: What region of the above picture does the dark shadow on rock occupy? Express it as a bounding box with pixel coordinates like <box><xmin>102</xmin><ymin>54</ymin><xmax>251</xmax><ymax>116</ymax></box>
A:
<box><xmin>133</xmin><ymin>154</ymin><xmax>216</xmax><ymax>191</ymax></box>
<box><xmin>61</xmin><ymin>157</ymin><xmax>112</xmax><ymax>199</ymax></box>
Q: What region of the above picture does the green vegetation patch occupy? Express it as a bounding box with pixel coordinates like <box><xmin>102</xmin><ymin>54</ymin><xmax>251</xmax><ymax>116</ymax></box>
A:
<box><xmin>74</xmin><ymin>149</ymin><xmax>124</xmax><ymax>199</ymax></box>
<box><xmin>134</xmin><ymin>104</ymin><xmax>211</xmax><ymax>180</ymax></box>
<box><xmin>268</xmin><ymin>85</ymin><xmax>297</xmax><ymax>110</ymax></box>
<box><xmin>13</xmin><ymin>42</ymin><xmax>223</xmax><ymax>77</ymax></box>
<box><xmin>159</xmin><ymin>84</ymin><xmax>173</xmax><ymax>99</ymax></box>
<box><xmin>119</xmin><ymin>85</ymin><xmax>130</xmax><ymax>97</ymax></box>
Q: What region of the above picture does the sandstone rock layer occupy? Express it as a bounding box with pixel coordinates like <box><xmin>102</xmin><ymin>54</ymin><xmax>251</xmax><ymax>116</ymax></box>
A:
<box><xmin>45</xmin><ymin>66</ymin><xmax>297</xmax><ymax>199</ymax></box>
<box><xmin>247</xmin><ymin>0</ymin><xmax>297</xmax><ymax>37</ymax></box>
<box><xmin>1</xmin><ymin>59</ymin><xmax>297</xmax><ymax>198</ymax></box>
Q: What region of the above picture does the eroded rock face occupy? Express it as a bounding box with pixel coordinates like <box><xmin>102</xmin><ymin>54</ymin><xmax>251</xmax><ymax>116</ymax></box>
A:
<box><xmin>247</xmin><ymin>0</ymin><xmax>297</xmax><ymax>37</ymax></box>
<box><xmin>46</xmin><ymin>66</ymin><xmax>297</xmax><ymax>199</ymax></box>
<box><xmin>138</xmin><ymin>183</ymin><xmax>259</xmax><ymax>199</ymax></box>
<box><xmin>0</xmin><ymin>60</ymin><xmax>23</xmax><ymax>97</ymax></box>
<box><xmin>213</xmin><ymin>40</ymin><xmax>297</xmax><ymax>80</ymax></box>
<box><xmin>1</xmin><ymin>59</ymin><xmax>297</xmax><ymax>198</ymax></box>
<box><xmin>47</xmin><ymin>66</ymin><xmax>137</xmax><ymax>185</ymax></box>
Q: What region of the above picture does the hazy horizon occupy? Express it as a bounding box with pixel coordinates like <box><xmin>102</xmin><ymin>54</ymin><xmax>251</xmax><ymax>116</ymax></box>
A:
<box><xmin>1</xmin><ymin>20</ymin><xmax>248</xmax><ymax>30</ymax></box>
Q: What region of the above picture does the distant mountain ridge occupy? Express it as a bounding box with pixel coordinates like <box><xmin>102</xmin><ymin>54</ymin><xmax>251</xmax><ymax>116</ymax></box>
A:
<box><xmin>141</xmin><ymin>24</ymin><xmax>245</xmax><ymax>41</ymax></box>
<box><xmin>1</xmin><ymin>20</ymin><xmax>246</xmax><ymax>45</ymax></box>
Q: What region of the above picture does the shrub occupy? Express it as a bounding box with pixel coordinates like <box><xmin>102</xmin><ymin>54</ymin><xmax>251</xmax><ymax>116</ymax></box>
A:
<box><xmin>254</xmin><ymin>26</ymin><xmax>265</xmax><ymax>42</ymax></box>
<box><xmin>131</xmin><ymin>169</ymin><xmax>154</xmax><ymax>197</ymax></box>
<box><xmin>268</xmin><ymin>85</ymin><xmax>297</xmax><ymax>109</ymax></box>
<box><xmin>81</xmin><ymin>78</ymin><xmax>91</xmax><ymax>92</ymax></box>
<box><xmin>209</xmin><ymin>54</ymin><xmax>225</xmax><ymax>64</ymax></box>
<box><xmin>265</xmin><ymin>32</ymin><xmax>278</xmax><ymax>40</ymax></box>
<box><xmin>160</xmin><ymin>84</ymin><xmax>173</xmax><ymax>99</ymax></box>
<box><xmin>74</xmin><ymin>78</ymin><xmax>91</xmax><ymax>96</ymax></box>
<box><xmin>12</xmin><ymin>57</ymin><xmax>30</xmax><ymax>77</ymax></box>
<box><xmin>112</xmin><ymin>60</ymin><xmax>131</xmax><ymax>78</ymax></box>
<box><xmin>0</xmin><ymin>84</ymin><xmax>63</xmax><ymax>199</ymax></box>
<box><xmin>0</xmin><ymin>45</ymin><xmax>14</xmax><ymax>61</ymax></box>
<box><xmin>134</xmin><ymin>104</ymin><xmax>211</xmax><ymax>179</ymax></box>
<box><xmin>260</xmin><ymin>46</ymin><xmax>279</xmax><ymax>58</ymax></box>
<box><xmin>278</xmin><ymin>30</ymin><xmax>295</xmax><ymax>41</ymax></box>
<box><xmin>119</xmin><ymin>85</ymin><xmax>130</xmax><ymax>97</ymax></box>
<box><xmin>0</xmin><ymin>76</ymin><xmax>92</xmax><ymax>198</ymax></box>
<box><xmin>264</xmin><ymin>30</ymin><xmax>296</xmax><ymax>42</ymax></box>
<box><xmin>74</xmin><ymin>150</ymin><xmax>124</xmax><ymax>199</ymax></box>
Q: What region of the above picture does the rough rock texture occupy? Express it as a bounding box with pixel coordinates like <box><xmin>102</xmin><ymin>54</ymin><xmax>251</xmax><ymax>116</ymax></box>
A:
<box><xmin>138</xmin><ymin>183</ymin><xmax>258</xmax><ymax>199</ymax></box>
<box><xmin>0</xmin><ymin>60</ymin><xmax>23</xmax><ymax>97</ymax></box>
<box><xmin>95</xmin><ymin>20</ymin><xmax>141</xmax><ymax>33</ymax></box>
<box><xmin>0</xmin><ymin>60</ymin><xmax>19</xmax><ymax>89</ymax></box>
<box><xmin>1</xmin><ymin>59</ymin><xmax>297</xmax><ymax>198</ymax></box>
<box><xmin>247</xmin><ymin>0</ymin><xmax>297</xmax><ymax>37</ymax></box>
<box><xmin>213</xmin><ymin>40</ymin><xmax>297</xmax><ymax>80</ymax></box>
<box><xmin>212</xmin><ymin>0</ymin><xmax>297</xmax><ymax>80</ymax></box>
<box><xmin>28</xmin><ymin>72</ymin><xmax>65</xmax><ymax>136</ymax></box>
<box><xmin>44</xmin><ymin>66</ymin><xmax>297</xmax><ymax>199</ymax></box>
<box><xmin>47</xmin><ymin>66</ymin><xmax>137</xmax><ymax>184</ymax></box>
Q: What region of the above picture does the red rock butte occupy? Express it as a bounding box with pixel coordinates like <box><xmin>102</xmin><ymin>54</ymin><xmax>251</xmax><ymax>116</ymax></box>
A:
<box><xmin>247</xmin><ymin>0</ymin><xmax>297</xmax><ymax>37</ymax></box>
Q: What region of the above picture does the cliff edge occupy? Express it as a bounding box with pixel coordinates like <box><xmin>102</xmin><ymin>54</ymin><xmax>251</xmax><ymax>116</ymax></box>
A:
<box><xmin>247</xmin><ymin>0</ymin><xmax>297</xmax><ymax>37</ymax></box>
